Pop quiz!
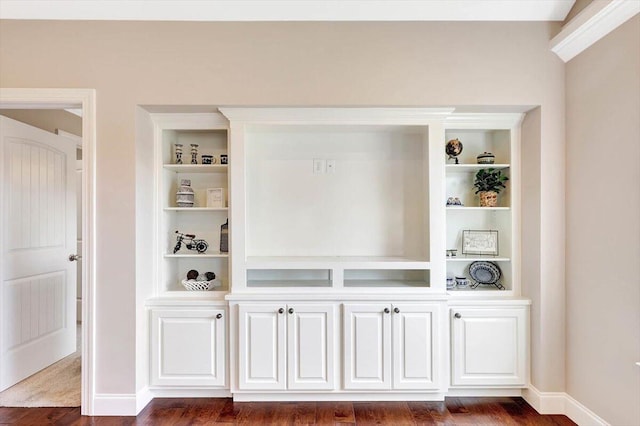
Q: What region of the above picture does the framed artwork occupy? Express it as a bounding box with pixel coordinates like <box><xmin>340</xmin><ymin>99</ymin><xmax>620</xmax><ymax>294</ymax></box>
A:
<box><xmin>206</xmin><ymin>188</ymin><xmax>226</xmax><ymax>208</ymax></box>
<box><xmin>462</xmin><ymin>230</ymin><xmax>499</xmax><ymax>256</ymax></box>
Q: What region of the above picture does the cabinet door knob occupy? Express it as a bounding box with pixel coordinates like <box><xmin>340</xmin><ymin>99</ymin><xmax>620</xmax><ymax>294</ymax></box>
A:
<box><xmin>384</xmin><ymin>307</ymin><xmax>390</xmax><ymax>314</ymax></box>
<box><xmin>278</xmin><ymin>308</ymin><xmax>284</xmax><ymax>314</ymax></box>
<box><xmin>394</xmin><ymin>307</ymin><xmax>400</xmax><ymax>313</ymax></box>
<box><xmin>454</xmin><ymin>312</ymin><xmax>462</xmax><ymax>319</ymax></box>
<box><xmin>216</xmin><ymin>313</ymin><xmax>223</xmax><ymax>319</ymax></box>
<box><xmin>288</xmin><ymin>308</ymin><xmax>294</xmax><ymax>314</ymax></box>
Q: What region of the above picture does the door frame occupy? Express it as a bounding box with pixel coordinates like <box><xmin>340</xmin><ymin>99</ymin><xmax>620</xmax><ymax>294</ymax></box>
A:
<box><xmin>0</xmin><ymin>88</ymin><xmax>96</xmax><ymax>415</ymax></box>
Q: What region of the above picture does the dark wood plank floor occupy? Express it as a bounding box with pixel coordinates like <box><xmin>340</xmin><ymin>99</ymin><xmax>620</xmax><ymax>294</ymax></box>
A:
<box><xmin>0</xmin><ymin>397</ymin><xmax>576</xmax><ymax>425</ymax></box>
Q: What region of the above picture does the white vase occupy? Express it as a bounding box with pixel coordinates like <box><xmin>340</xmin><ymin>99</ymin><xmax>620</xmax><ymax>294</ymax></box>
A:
<box><xmin>176</xmin><ymin>179</ymin><xmax>195</xmax><ymax>207</ymax></box>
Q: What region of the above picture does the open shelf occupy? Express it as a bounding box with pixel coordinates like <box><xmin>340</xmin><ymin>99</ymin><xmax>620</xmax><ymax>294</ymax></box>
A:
<box><xmin>446</xmin><ymin>164</ymin><xmax>509</xmax><ymax>172</ymax></box>
<box><xmin>164</xmin><ymin>207</ymin><xmax>228</xmax><ymax>212</ymax></box>
<box><xmin>165</xmin><ymin>253</ymin><xmax>229</xmax><ymax>258</ymax></box>
<box><xmin>163</xmin><ymin>164</ymin><xmax>228</xmax><ymax>173</ymax></box>
<box><xmin>447</xmin><ymin>206</ymin><xmax>510</xmax><ymax>211</ymax></box>
<box><xmin>447</xmin><ymin>256</ymin><xmax>510</xmax><ymax>262</ymax></box>
<box><xmin>247</xmin><ymin>280</ymin><xmax>332</xmax><ymax>288</ymax></box>
<box><xmin>245</xmin><ymin>256</ymin><xmax>429</xmax><ymax>270</ymax></box>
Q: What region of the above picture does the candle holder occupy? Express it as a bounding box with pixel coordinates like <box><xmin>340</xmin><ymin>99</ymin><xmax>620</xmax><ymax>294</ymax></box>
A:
<box><xmin>190</xmin><ymin>144</ymin><xmax>199</xmax><ymax>164</ymax></box>
<box><xmin>174</xmin><ymin>144</ymin><xmax>183</xmax><ymax>164</ymax></box>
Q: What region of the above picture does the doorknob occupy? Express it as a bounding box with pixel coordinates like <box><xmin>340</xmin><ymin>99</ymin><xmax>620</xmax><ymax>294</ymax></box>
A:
<box><xmin>68</xmin><ymin>254</ymin><xmax>82</xmax><ymax>262</ymax></box>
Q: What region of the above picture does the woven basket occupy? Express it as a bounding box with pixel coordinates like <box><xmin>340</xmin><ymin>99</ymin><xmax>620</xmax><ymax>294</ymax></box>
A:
<box><xmin>181</xmin><ymin>279</ymin><xmax>220</xmax><ymax>291</ymax></box>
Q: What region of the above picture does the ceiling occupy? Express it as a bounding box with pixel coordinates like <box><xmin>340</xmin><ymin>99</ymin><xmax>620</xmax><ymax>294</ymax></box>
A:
<box><xmin>0</xmin><ymin>0</ymin><xmax>577</xmax><ymax>22</ymax></box>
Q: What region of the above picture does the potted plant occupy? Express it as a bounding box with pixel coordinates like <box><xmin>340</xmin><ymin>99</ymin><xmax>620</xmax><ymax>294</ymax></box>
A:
<box><xmin>473</xmin><ymin>168</ymin><xmax>509</xmax><ymax>207</ymax></box>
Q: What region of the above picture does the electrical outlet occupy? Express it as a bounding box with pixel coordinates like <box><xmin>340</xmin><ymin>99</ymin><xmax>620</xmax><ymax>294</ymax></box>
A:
<box><xmin>313</xmin><ymin>159</ymin><xmax>326</xmax><ymax>174</ymax></box>
<box><xmin>326</xmin><ymin>159</ymin><xmax>336</xmax><ymax>174</ymax></box>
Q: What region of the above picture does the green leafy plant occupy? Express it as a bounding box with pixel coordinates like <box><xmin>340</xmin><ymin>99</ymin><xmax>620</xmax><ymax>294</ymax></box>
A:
<box><xmin>473</xmin><ymin>168</ymin><xmax>509</xmax><ymax>193</ymax></box>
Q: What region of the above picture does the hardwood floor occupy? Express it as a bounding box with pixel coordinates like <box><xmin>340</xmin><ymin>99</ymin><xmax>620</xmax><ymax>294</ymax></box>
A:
<box><xmin>0</xmin><ymin>397</ymin><xmax>576</xmax><ymax>425</ymax></box>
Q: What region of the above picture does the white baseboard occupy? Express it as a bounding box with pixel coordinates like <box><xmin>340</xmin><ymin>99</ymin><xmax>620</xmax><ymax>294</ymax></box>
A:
<box><xmin>447</xmin><ymin>388</ymin><xmax>522</xmax><ymax>397</ymax></box>
<box><xmin>136</xmin><ymin>387</ymin><xmax>154</xmax><ymax>414</ymax></box>
<box><xmin>564</xmin><ymin>393</ymin><xmax>610</xmax><ymax>426</ymax></box>
<box><xmin>523</xmin><ymin>386</ymin><xmax>610</xmax><ymax>426</ymax></box>
<box><xmin>148</xmin><ymin>388</ymin><xmax>232</xmax><ymax>398</ymax></box>
<box><xmin>233</xmin><ymin>392</ymin><xmax>446</xmax><ymax>402</ymax></box>
<box><xmin>522</xmin><ymin>386</ymin><xmax>566</xmax><ymax>414</ymax></box>
<box><xmin>92</xmin><ymin>393</ymin><xmax>138</xmax><ymax>416</ymax></box>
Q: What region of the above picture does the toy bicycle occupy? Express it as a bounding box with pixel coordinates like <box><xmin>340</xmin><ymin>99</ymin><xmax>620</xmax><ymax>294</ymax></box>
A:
<box><xmin>173</xmin><ymin>231</ymin><xmax>209</xmax><ymax>254</ymax></box>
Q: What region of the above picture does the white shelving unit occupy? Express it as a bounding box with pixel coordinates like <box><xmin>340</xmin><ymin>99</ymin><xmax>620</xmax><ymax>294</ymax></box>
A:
<box><xmin>141</xmin><ymin>107</ymin><xmax>530</xmax><ymax>401</ymax></box>
<box><xmin>153</xmin><ymin>113</ymin><xmax>231</xmax><ymax>297</ymax></box>
<box><xmin>444</xmin><ymin>114</ymin><xmax>523</xmax><ymax>296</ymax></box>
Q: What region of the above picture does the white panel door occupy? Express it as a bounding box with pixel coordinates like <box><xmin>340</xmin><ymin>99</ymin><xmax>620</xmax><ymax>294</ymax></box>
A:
<box><xmin>287</xmin><ymin>303</ymin><xmax>336</xmax><ymax>391</ymax></box>
<box><xmin>150</xmin><ymin>308</ymin><xmax>226</xmax><ymax>386</ymax></box>
<box><xmin>0</xmin><ymin>116</ymin><xmax>77</xmax><ymax>391</ymax></box>
<box><xmin>343</xmin><ymin>303</ymin><xmax>391</xmax><ymax>390</ymax></box>
<box><xmin>451</xmin><ymin>307</ymin><xmax>528</xmax><ymax>387</ymax></box>
<box><xmin>238</xmin><ymin>304</ymin><xmax>286</xmax><ymax>390</ymax></box>
<box><xmin>392</xmin><ymin>303</ymin><xmax>441</xmax><ymax>390</ymax></box>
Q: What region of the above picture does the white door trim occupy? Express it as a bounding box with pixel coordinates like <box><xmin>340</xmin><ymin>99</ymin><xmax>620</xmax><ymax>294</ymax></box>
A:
<box><xmin>0</xmin><ymin>88</ymin><xmax>97</xmax><ymax>415</ymax></box>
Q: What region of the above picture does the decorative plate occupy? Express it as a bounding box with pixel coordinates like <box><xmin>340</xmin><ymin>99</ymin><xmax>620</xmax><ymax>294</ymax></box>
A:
<box><xmin>469</xmin><ymin>261</ymin><xmax>501</xmax><ymax>285</ymax></box>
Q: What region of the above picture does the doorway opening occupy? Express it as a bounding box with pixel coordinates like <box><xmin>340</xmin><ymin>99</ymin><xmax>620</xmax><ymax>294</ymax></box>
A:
<box><xmin>0</xmin><ymin>88</ymin><xmax>96</xmax><ymax>415</ymax></box>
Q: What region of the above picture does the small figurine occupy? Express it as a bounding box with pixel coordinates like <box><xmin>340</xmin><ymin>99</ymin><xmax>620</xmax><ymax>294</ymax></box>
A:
<box><xmin>173</xmin><ymin>231</ymin><xmax>209</xmax><ymax>254</ymax></box>
<box><xmin>446</xmin><ymin>197</ymin><xmax>463</xmax><ymax>206</ymax></box>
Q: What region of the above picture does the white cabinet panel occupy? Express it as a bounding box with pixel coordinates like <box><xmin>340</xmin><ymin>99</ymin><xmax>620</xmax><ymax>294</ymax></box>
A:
<box><xmin>343</xmin><ymin>303</ymin><xmax>391</xmax><ymax>390</ymax></box>
<box><xmin>150</xmin><ymin>308</ymin><xmax>226</xmax><ymax>387</ymax></box>
<box><xmin>238</xmin><ymin>304</ymin><xmax>286</xmax><ymax>390</ymax></box>
<box><xmin>451</xmin><ymin>307</ymin><xmax>527</xmax><ymax>387</ymax></box>
<box><xmin>287</xmin><ymin>304</ymin><xmax>335</xmax><ymax>390</ymax></box>
<box><xmin>393</xmin><ymin>304</ymin><xmax>441</xmax><ymax>390</ymax></box>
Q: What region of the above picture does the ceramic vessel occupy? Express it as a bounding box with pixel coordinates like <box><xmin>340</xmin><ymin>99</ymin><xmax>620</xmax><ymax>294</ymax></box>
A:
<box><xmin>479</xmin><ymin>190</ymin><xmax>498</xmax><ymax>207</ymax></box>
<box><xmin>176</xmin><ymin>179</ymin><xmax>195</xmax><ymax>207</ymax></box>
<box><xmin>477</xmin><ymin>151</ymin><xmax>495</xmax><ymax>164</ymax></box>
<box><xmin>455</xmin><ymin>276</ymin><xmax>469</xmax><ymax>289</ymax></box>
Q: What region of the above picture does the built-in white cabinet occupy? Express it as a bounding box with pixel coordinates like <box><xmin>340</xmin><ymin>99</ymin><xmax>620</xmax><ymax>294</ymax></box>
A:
<box><xmin>237</xmin><ymin>303</ymin><xmax>336</xmax><ymax>391</ymax></box>
<box><xmin>150</xmin><ymin>308</ymin><xmax>226</xmax><ymax>387</ymax></box>
<box><xmin>343</xmin><ymin>303</ymin><xmax>442</xmax><ymax>391</ymax></box>
<box><xmin>450</xmin><ymin>305</ymin><xmax>528</xmax><ymax>387</ymax></box>
<box><xmin>141</xmin><ymin>108</ymin><xmax>532</xmax><ymax>402</ymax></box>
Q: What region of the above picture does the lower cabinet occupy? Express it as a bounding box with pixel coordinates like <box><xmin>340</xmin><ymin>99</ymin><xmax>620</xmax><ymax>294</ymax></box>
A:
<box><xmin>238</xmin><ymin>303</ymin><xmax>336</xmax><ymax>391</ymax></box>
<box><xmin>450</xmin><ymin>306</ymin><xmax>528</xmax><ymax>387</ymax></box>
<box><xmin>150</xmin><ymin>308</ymin><xmax>226</xmax><ymax>387</ymax></box>
<box><xmin>343</xmin><ymin>303</ymin><xmax>443</xmax><ymax>391</ymax></box>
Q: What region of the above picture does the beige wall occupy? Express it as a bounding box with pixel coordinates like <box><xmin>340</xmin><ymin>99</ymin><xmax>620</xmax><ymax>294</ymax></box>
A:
<box><xmin>0</xmin><ymin>20</ymin><xmax>567</xmax><ymax>397</ymax></box>
<box><xmin>1</xmin><ymin>109</ymin><xmax>82</xmax><ymax>137</ymax></box>
<box><xmin>564</xmin><ymin>0</ymin><xmax>594</xmax><ymax>24</ymax></box>
<box><xmin>566</xmin><ymin>15</ymin><xmax>640</xmax><ymax>426</ymax></box>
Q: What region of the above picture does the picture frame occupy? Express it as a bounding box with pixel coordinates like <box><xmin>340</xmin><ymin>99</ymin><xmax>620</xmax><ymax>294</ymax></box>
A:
<box><xmin>206</xmin><ymin>188</ymin><xmax>226</xmax><ymax>208</ymax></box>
<box><xmin>462</xmin><ymin>230</ymin><xmax>499</xmax><ymax>256</ymax></box>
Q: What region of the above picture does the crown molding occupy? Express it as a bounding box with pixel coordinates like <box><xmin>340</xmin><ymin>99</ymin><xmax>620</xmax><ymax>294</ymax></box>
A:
<box><xmin>0</xmin><ymin>0</ymin><xmax>574</xmax><ymax>22</ymax></box>
<box><xmin>218</xmin><ymin>107</ymin><xmax>455</xmax><ymax>124</ymax></box>
<box><xmin>550</xmin><ymin>0</ymin><xmax>640</xmax><ymax>62</ymax></box>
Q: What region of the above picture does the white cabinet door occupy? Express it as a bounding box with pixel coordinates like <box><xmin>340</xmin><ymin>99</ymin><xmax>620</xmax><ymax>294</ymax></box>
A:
<box><xmin>343</xmin><ymin>303</ymin><xmax>391</xmax><ymax>390</ymax></box>
<box><xmin>451</xmin><ymin>307</ymin><xmax>528</xmax><ymax>387</ymax></box>
<box><xmin>150</xmin><ymin>308</ymin><xmax>226</xmax><ymax>387</ymax></box>
<box><xmin>287</xmin><ymin>304</ymin><xmax>336</xmax><ymax>390</ymax></box>
<box><xmin>392</xmin><ymin>303</ymin><xmax>441</xmax><ymax>390</ymax></box>
<box><xmin>238</xmin><ymin>304</ymin><xmax>286</xmax><ymax>390</ymax></box>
